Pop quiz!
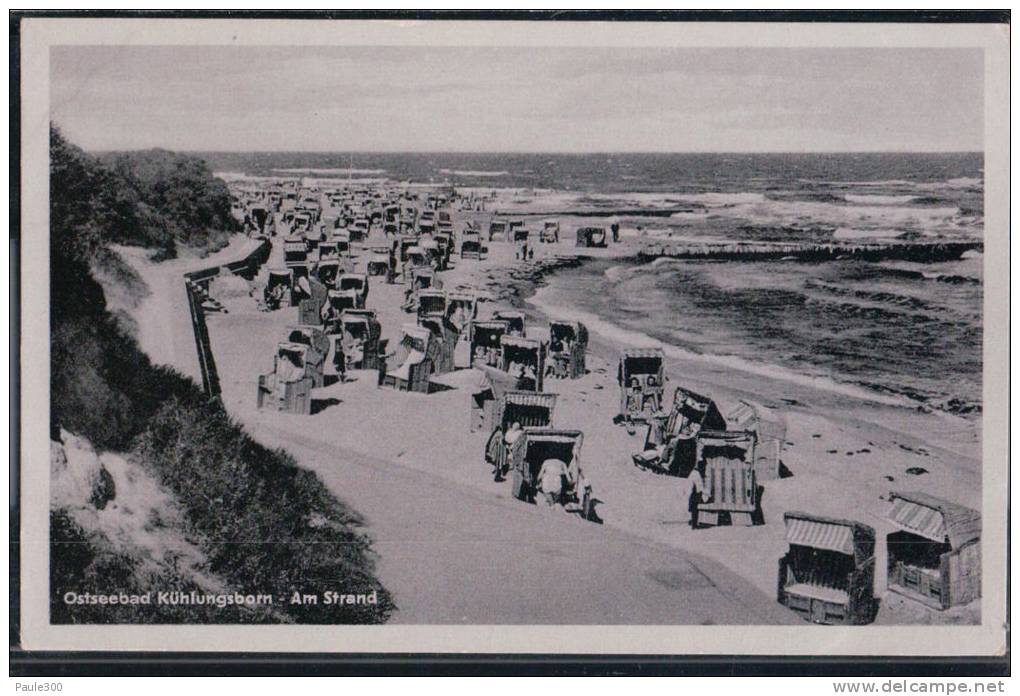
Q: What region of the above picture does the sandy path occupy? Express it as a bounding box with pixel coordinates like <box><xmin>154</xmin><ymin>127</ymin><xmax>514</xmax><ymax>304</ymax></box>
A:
<box><xmin>116</xmin><ymin>235</ymin><xmax>265</xmax><ymax>380</ymax></box>
<box><xmin>250</xmin><ymin>421</ymin><xmax>797</xmax><ymax>625</ymax></box>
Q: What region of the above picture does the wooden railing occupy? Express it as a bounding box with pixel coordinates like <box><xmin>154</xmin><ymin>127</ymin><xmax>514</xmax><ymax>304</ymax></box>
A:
<box><xmin>183</xmin><ymin>239</ymin><xmax>272</xmax><ymax>398</ymax></box>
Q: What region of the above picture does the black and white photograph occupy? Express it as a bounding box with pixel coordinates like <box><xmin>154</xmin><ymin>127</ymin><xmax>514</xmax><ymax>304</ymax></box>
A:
<box><xmin>13</xmin><ymin>14</ymin><xmax>1009</xmax><ymax>667</ymax></box>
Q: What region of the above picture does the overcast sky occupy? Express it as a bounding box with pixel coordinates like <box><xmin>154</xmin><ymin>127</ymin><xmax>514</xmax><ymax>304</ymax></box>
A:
<box><xmin>50</xmin><ymin>46</ymin><xmax>983</xmax><ymax>153</ymax></box>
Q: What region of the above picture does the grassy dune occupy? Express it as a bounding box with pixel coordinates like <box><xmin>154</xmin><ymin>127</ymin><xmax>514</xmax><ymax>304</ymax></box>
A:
<box><xmin>48</xmin><ymin>127</ymin><xmax>393</xmax><ymax>624</ymax></box>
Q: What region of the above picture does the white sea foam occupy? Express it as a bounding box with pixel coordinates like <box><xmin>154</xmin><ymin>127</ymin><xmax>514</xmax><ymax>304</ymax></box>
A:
<box><xmin>273</xmin><ymin>167</ymin><xmax>387</xmax><ymax>175</ymax></box>
<box><xmin>603</xmin><ymin>265</ymin><xmax>627</xmax><ymax>282</ymax></box>
<box><xmin>673</xmin><ymin>192</ymin><xmax>767</xmax><ymax>206</ymax></box>
<box><xmin>832</xmin><ymin>227</ymin><xmax>899</xmax><ymax>240</ymax></box>
<box><xmin>669</xmin><ymin>211</ymin><xmax>711</xmax><ymax>221</ymax></box>
<box><xmin>944</xmin><ymin>177</ymin><xmax>983</xmax><ymax>188</ymax></box>
<box><xmin>713</xmin><ymin>197</ymin><xmax>969</xmax><ymax>235</ymax></box>
<box><xmin>438</xmin><ymin>169</ymin><xmax>509</xmax><ymax>177</ymax></box>
<box><xmin>528</xmin><ymin>284</ymin><xmax>914</xmax><ymax>409</ymax></box>
<box><xmin>845</xmin><ymin>194</ymin><xmax>917</xmax><ymax>205</ymax></box>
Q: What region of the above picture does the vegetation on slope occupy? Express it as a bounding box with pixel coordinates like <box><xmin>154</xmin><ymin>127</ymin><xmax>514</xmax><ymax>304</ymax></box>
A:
<box><xmin>48</xmin><ymin>127</ymin><xmax>393</xmax><ymax>623</ymax></box>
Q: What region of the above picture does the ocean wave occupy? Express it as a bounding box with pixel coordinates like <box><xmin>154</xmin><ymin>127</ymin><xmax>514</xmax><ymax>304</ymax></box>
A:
<box><xmin>603</xmin><ymin>265</ymin><xmax>628</xmax><ymax>282</ymax></box>
<box><xmin>766</xmin><ymin>191</ymin><xmax>847</xmax><ymax>204</ymax></box>
<box><xmin>853</xmin><ymin>264</ymin><xmax>982</xmax><ymax>286</ymax></box>
<box><xmin>797</xmin><ymin>177</ymin><xmax>982</xmax><ymax>191</ymax></box>
<box><xmin>796</xmin><ymin>178</ymin><xmax>914</xmax><ymax>187</ymax></box>
<box><xmin>920</xmin><ymin>271</ymin><xmax>982</xmax><ymax>285</ymax></box>
<box><xmin>745</xmin><ymin>200</ymin><xmax>970</xmax><ymax>237</ymax></box>
<box><xmin>674</xmin><ymin>192</ymin><xmax>766</xmax><ymax>206</ymax></box>
<box><xmin>844</xmin><ymin>194</ymin><xmax>917</xmax><ymax>205</ymax></box>
<box><xmin>832</xmin><ymin>227</ymin><xmax>898</xmax><ymax>240</ymax></box>
<box><xmin>272</xmin><ymin>167</ymin><xmax>387</xmax><ymax>175</ymax></box>
<box><xmin>937</xmin><ymin>177</ymin><xmax>983</xmax><ymax>189</ymax></box>
<box><xmin>803</xmin><ymin>279</ymin><xmax>938</xmax><ymax>311</ymax></box>
<box><xmin>528</xmin><ymin>285</ymin><xmax>915</xmax><ymax>408</ymax></box>
<box><xmin>438</xmin><ymin>169</ymin><xmax>509</xmax><ymax>177</ymax></box>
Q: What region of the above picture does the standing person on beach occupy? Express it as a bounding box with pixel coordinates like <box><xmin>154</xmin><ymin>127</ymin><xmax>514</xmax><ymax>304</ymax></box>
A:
<box><xmin>687</xmin><ymin>470</ymin><xmax>708</xmax><ymax>528</ymax></box>
<box><xmin>332</xmin><ymin>340</ymin><xmax>346</xmax><ymax>383</ymax></box>
<box><xmin>502</xmin><ymin>422</ymin><xmax>524</xmax><ymax>480</ymax></box>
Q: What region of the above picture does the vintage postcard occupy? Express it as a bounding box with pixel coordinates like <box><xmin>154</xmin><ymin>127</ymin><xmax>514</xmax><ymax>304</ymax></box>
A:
<box><xmin>15</xmin><ymin>16</ymin><xmax>1009</xmax><ymax>658</ymax></box>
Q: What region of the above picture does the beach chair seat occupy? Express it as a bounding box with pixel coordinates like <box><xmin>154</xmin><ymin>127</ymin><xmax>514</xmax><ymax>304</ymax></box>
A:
<box><xmin>388</xmin><ymin>349</ymin><xmax>425</xmax><ymax>382</ymax></box>
<box><xmin>783</xmin><ymin>583</ymin><xmax>849</xmax><ymax>605</ymax></box>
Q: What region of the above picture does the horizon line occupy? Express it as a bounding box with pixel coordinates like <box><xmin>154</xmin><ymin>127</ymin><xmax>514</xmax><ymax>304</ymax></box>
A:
<box><xmin>91</xmin><ymin>148</ymin><xmax>985</xmax><ymax>156</ymax></box>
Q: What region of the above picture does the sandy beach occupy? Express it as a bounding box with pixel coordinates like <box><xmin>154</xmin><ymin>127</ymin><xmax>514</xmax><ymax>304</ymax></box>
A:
<box><xmin>117</xmin><ymin>187</ymin><xmax>981</xmax><ymax>626</ymax></box>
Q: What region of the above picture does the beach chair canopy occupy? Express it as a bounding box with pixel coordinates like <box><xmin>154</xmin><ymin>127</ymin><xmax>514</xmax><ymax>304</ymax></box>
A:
<box><xmin>619</xmin><ymin>349</ymin><xmax>665</xmax><ymax>380</ymax></box>
<box><xmin>417</xmin><ymin>290</ymin><xmax>447</xmax><ymax>315</ymax></box>
<box><xmin>328</xmin><ymin>289</ymin><xmax>358</xmax><ymax>309</ymax></box>
<box><xmin>697</xmin><ymin>429</ymin><xmax>756</xmax><ymax>459</ymax></box>
<box><xmin>499</xmin><ymin>391</ymin><xmax>558</xmax><ymax>430</ymax></box>
<box><xmin>501</xmin><ymin>336</ymin><xmax>543</xmax><ymax>365</ymax></box>
<box><xmin>493</xmin><ymin>310</ymin><xmax>526</xmax><ymax>321</ymax></box>
<box><xmin>339</xmin><ymin>273</ymin><xmax>367</xmax><ymax>291</ymax></box>
<box><xmin>286</xmin><ymin>326</ymin><xmax>321</xmax><ymax>344</ymax></box>
<box><xmin>519</xmin><ymin>429</ymin><xmax>584</xmax><ymax>478</ymax></box>
<box><xmin>472</xmin><ymin>320</ymin><xmax>509</xmax><ymax>346</ymax></box>
<box><xmin>727</xmin><ymin>400</ymin><xmax>788</xmax><ymax>442</ymax></box>
<box><xmin>277</xmin><ymin>341</ymin><xmax>310</xmax><ymax>367</ymax></box>
<box><xmin>502</xmin><ymin>336</ymin><xmax>541</xmax><ymax>351</ymax></box>
<box><xmin>666</xmin><ymin>387</ymin><xmax>726</xmax><ymax>436</ymax></box>
<box><xmin>446</xmin><ymin>293</ymin><xmax>477</xmax><ymax>324</ymax></box>
<box><xmin>550</xmin><ymin>320</ymin><xmax>587</xmax><ymax>345</ymax></box>
<box><xmin>401</xmin><ymin>324</ymin><xmax>433</xmax><ymax>350</ymax></box>
<box><xmin>886</xmin><ymin>492</ymin><xmax>980</xmax><ymax>548</ymax></box>
<box><xmin>341</xmin><ymin>309</ymin><xmax>376</xmax><ymax>325</ymax></box>
<box><xmin>784</xmin><ymin>512</ymin><xmax>875</xmax><ymax>561</ymax></box>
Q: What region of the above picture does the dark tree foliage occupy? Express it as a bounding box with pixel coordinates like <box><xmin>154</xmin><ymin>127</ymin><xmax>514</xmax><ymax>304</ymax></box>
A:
<box><xmin>50</xmin><ymin>129</ymin><xmax>176</xmax><ymax>259</ymax></box>
<box><xmin>49</xmin><ymin>128</ymin><xmax>394</xmax><ymax>624</ymax></box>
<box><xmin>103</xmin><ymin>148</ymin><xmax>236</xmax><ymax>252</ymax></box>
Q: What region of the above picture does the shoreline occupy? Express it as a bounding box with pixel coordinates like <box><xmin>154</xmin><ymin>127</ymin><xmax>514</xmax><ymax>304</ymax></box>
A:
<box><xmin>448</xmin><ymin>241</ymin><xmax>981</xmax><ymax>624</ymax></box>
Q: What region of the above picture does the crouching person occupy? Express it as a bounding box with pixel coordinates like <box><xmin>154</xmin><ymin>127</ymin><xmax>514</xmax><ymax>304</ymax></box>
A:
<box><xmin>537</xmin><ymin>457</ymin><xmax>568</xmax><ymax>508</ymax></box>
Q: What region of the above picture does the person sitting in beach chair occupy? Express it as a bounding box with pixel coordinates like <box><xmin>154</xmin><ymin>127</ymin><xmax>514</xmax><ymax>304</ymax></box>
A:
<box><xmin>627</xmin><ymin>377</ymin><xmax>642</xmax><ymax>413</ymax></box>
<box><xmin>264</xmin><ymin>281</ymin><xmax>286</xmax><ymax>311</ymax></box>
<box><xmin>320</xmin><ymin>296</ymin><xmax>342</xmax><ymax>330</ymax></box>
<box><xmin>293</xmin><ymin>274</ymin><xmax>313</xmax><ymax>303</ymax></box>
<box><xmin>642</xmin><ymin>376</ymin><xmax>662</xmax><ymax>414</ymax></box>
<box><xmin>520</xmin><ymin>363</ymin><xmax>538</xmax><ymax>391</ymax></box>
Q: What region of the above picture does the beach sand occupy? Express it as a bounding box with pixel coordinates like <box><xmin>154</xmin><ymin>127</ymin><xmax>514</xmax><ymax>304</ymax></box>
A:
<box><xmin>121</xmin><ymin>199</ymin><xmax>981</xmax><ymax>626</ymax></box>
